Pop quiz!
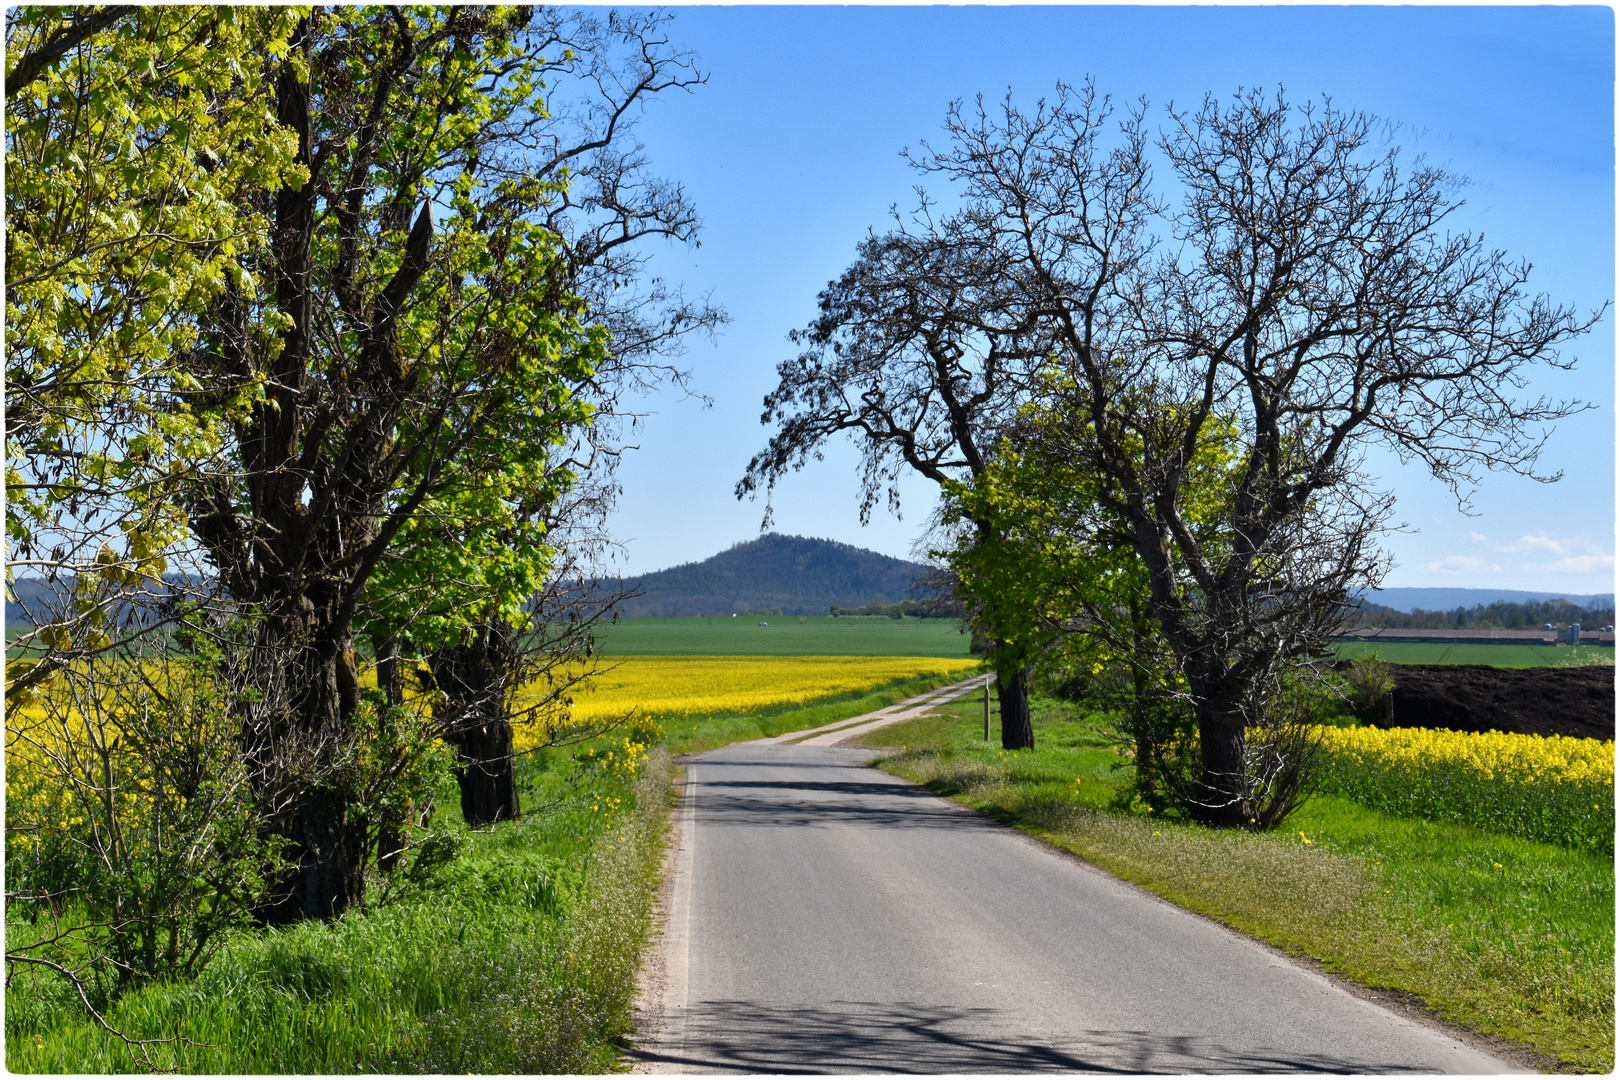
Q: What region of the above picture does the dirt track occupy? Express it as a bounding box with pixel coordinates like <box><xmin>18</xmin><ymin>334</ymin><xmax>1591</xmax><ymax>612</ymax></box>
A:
<box><xmin>1380</xmin><ymin>664</ymin><xmax>1614</xmax><ymax>741</ymax></box>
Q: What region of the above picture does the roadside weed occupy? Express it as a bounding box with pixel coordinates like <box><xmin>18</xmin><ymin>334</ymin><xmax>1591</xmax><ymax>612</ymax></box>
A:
<box><xmin>5</xmin><ymin>745</ymin><xmax>675</xmax><ymax>1073</ymax></box>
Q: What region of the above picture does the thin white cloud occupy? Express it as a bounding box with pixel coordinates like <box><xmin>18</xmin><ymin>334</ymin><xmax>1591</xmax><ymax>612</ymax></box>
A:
<box><xmin>1541</xmin><ymin>554</ymin><xmax>1616</xmax><ymax>575</ymax></box>
<box><xmin>1467</xmin><ymin>532</ymin><xmax>1488</xmax><ymax>545</ymax></box>
<box><xmin>1421</xmin><ymin>555</ymin><xmax>1503</xmax><ymax>575</ymax></box>
<box><xmin>1492</xmin><ymin>533</ymin><xmax>1568</xmax><ymax>556</ymax></box>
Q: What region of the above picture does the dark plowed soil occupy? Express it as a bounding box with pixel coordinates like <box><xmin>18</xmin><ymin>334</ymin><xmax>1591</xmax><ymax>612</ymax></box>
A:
<box><xmin>1380</xmin><ymin>664</ymin><xmax>1614</xmax><ymax>741</ymax></box>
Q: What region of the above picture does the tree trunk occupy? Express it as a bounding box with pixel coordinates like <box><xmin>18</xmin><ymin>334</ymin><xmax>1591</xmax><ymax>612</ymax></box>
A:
<box><xmin>287</xmin><ymin>786</ymin><xmax>368</xmax><ymax>919</ymax></box>
<box><xmin>1128</xmin><ymin>597</ymin><xmax>1155</xmax><ymax>791</ymax></box>
<box><xmin>257</xmin><ymin>636</ymin><xmax>373</xmax><ymax>923</ymax></box>
<box><xmin>376</xmin><ymin>638</ymin><xmax>408</xmax><ymax>872</ymax></box>
<box><xmin>998</xmin><ymin>666</ymin><xmax>1033</xmax><ymax>750</ymax></box>
<box><xmin>431</xmin><ymin>622</ymin><xmax>521</xmax><ymax>827</ymax></box>
<box><xmin>455</xmin><ymin>714</ymin><xmax>521</xmax><ymax>825</ymax></box>
<box><xmin>1194</xmin><ymin>704</ymin><xmax>1248</xmax><ymax>828</ymax></box>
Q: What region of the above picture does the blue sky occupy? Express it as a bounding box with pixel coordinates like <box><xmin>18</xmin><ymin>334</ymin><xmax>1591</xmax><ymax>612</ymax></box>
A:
<box><xmin>599</xmin><ymin>5</ymin><xmax>1615</xmax><ymax>595</ymax></box>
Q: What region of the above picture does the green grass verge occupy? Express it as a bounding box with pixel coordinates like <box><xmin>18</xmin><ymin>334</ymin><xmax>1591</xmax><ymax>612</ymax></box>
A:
<box><xmin>5</xmin><ymin>744</ymin><xmax>676</xmax><ymax>1073</ymax></box>
<box><xmin>1333</xmin><ymin>641</ymin><xmax>1613</xmax><ymax>667</ymax></box>
<box><xmin>856</xmin><ymin>700</ymin><xmax>1614</xmax><ymax>1072</ymax></box>
<box><xmin>662</xmin><ymin>668</ymin><xmax>984</xmax><ymax>754</ymax></box>
<box><xmin>593</xmin><ymin>615</ymin><xmax>974</xmax><ymax>657</ymax></box>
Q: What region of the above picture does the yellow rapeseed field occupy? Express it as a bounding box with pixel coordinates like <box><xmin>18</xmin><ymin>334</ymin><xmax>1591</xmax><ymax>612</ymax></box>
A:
<box><xmin>1315</xmin><ymin>724</ymin><xmax>1614</xmax><ymax>852</ymax></box>
<box><xmin>517</xmin><ymin>654</ymin><xmax>977</xmax><ymax>748</ymax></box>
<box><xmin>1317</xmin><ymin>724</ymin><xmax>1614</xmax><ymax>788</ymax></box>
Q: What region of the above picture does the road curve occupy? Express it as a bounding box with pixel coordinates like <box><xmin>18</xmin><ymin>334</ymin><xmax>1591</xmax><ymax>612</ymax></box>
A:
<box><xmin>633</xmin><ymin>738</ymin><xmax>1519</xmax><ymax>1074</ymax></box>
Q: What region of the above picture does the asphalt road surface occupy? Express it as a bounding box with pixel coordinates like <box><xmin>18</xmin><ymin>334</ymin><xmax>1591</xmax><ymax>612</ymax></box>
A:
<box><xmin>634</xmin><ymin>718</ymin><xmax>1517</xmax><ymax>1074</ymax></box>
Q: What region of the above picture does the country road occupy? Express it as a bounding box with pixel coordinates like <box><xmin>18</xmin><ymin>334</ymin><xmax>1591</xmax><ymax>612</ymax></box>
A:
<box><xmin>631</xmin><ymin>685</ymin><xmax>1519</xmax><ymax>1074</ymax></box>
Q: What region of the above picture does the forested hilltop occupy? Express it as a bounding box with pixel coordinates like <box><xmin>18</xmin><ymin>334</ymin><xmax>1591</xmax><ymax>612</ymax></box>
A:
<box><xmin>1356</xmin><ymin>597</ymin><xmax>1615</xmax><ymax>630</ymax></box>
<box><xmin>616</xmin><ymin>534</ymin><xmax>932</xmax><ymax>617</ymax></box>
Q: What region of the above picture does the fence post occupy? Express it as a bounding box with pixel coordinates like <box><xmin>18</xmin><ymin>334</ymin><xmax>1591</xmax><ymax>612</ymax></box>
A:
<box><xmin>983</xmin><ymin>675</ymin><xmax>991</xmax><ymax>741</ymax></box>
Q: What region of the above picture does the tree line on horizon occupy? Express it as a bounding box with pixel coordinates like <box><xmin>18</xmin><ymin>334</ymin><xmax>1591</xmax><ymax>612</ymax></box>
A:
<box><xmin>1354</xmin><ymin>597</ymin><xmax>1615</xmax><ymax>632</ymax></box>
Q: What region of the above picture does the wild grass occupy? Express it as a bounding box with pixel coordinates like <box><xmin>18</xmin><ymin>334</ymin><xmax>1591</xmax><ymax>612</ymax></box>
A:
<box><xmin>5</xmin><ymin>741</ymin><xmax>676</xmax><ymax>1073</ymax></box>
<box><xmin>863</xmin><ymin>700</ymin><xmax>1614</xmax><ymax>1072</ymax></box>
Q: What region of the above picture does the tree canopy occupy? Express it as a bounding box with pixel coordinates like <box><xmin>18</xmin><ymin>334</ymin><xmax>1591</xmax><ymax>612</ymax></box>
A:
<box><xmin>5</xmin><ymin>7</ymin><xmax>307</xmax><ymax>692</ymax></box>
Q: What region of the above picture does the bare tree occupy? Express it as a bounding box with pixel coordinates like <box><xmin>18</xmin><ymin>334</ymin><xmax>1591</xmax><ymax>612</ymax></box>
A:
<box><xmin>751</xmin><ymin>81</ymin><xmax>1601</xmax><ymax>815</ymax></box>
<box><xmin>738</xmin><ymin>83</ymin><xmax>1153</xmax><ymax>749</ymax></box>
<box><xmin>946</xmin><ymin>85</ymin><xmax>1600</xmax><ymax>824</ymax></box>
<box><xmin>535</xmin><ymin>9</ymin><xmax>723</xmax><ymax>399</ymax></box>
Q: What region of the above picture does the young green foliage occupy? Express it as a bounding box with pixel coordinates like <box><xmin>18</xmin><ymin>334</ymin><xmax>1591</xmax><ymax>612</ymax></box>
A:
<box><xmin>176</xmin><ymin>8</ymin><xmax>610</xmax><ymax>919</ymax></box>
<box><xmin>5</xmin><ymin>6</ymin><xmax>307</xmax><ymax>694</ymax></box>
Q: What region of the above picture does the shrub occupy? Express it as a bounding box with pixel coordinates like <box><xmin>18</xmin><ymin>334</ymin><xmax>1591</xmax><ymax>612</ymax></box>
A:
<box><xmin>6</xmin><ymin>652</ymin><xmax>283</xmax><ymax>990</ymax></box>
<box><xmin>1342</xmin><ymin>650</ymin><xmax>1395</xmax><ymax>724</ymax></box>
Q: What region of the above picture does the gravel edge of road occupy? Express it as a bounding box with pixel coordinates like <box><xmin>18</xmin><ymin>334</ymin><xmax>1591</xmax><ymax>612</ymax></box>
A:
<box><xmin>857</xmin><ymin>747</ymin><xmax>1568</xmax><ymax>1076</ymax></box>
<box><xmin>628</xmin><ymin>762</ymin><xmax>688</xmax><ymax>1074</ymax></box>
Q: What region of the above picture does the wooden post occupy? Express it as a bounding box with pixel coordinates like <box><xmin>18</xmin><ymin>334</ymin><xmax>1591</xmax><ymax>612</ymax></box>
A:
<box><xmin>984</xmin><ymin>675</ymin><xmax>991</xmax><ymax>741</ymax></box>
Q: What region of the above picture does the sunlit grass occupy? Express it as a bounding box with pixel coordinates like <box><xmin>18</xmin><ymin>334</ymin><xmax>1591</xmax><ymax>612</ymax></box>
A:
<box><xmin>5</xmin><ymin>741</ymin><xmax>675</xmax><ymax>1073</ymax></box>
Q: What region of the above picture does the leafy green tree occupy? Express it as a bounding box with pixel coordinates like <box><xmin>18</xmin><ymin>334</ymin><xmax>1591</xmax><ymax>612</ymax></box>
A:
<box><xmin>940</xmin><ymin>420</ymin><xmax>1147</xmax><ymax>754</ymax></box>
<box><xmin>945</xmin><ymin>392</ymin><xmax>1261</xmax><ymax>816</ymax></box>
<box><xmin>180</xmin><ymin>7</ymin><xmax>612</xmax><ymax>919</ymax></box>
<box><xmin>359</xmin><ymin>356</ymin><xmax>602</xmax><ymax>830</ymax></box>
<box><xmin>352</xmin><ymin>9</ymin><xmax>715</xmax><ymax>829</ymax></box>
<box><xmin>5</xmin><ymin>6</ymin><xmax>305</xmax><ymax>697</ymax></box>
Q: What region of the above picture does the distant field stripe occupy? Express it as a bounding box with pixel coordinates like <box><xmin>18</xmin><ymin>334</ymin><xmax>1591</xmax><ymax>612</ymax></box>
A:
<box><xmin>515</xmin><ymin>654</ymin><xmax>980</xmax><ymax>749</ymax></box>
<box><xmin>591</xmin><ymin>616</ymin><xmax>974</xmax><ymax>657</ymax></box>
<box><xmin>1332</xmin><ymin>641</ymin><xmax>1613</xmax><ymax>667</ymax></box>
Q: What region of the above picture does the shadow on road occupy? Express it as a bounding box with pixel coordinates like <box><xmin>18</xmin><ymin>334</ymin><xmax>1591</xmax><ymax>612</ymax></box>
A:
<box><xmin>631</xmin><ymin>999</ymin><xmax>1432</xmax><ymax>1074</ymax></box>
<box><xmin>693</xmin><ymin>765</ymin><xmax>994</xmax><ymax>832</ymax></box>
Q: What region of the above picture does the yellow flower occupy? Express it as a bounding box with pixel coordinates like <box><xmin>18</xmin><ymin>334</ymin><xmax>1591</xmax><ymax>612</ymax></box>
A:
<box><xmin>514</xmin><ymin>654</ymin><xmax>978</xmax><ymax>752</ymax></box>
<box><xmin>1314</xmin><ymin>723</ymin><xmax>1613</xmax><ymax>851</ymax></box>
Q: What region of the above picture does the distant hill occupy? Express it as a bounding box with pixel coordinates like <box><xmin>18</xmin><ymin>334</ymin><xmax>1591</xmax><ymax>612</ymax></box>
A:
<box><xmin>4</xmin><ymin>541</ymin><xmax>923</xmax><ymax>627</ymax></box>
<box><xmin>5</xmin><ymin>575</ymin><xmax>203</xmax><ymax>631</ymax></box>
<box><xmin>614</xmin><ymin>534</ymin><xmax>930</xmax><ymax>618</ymax></box>
<box><xmin>6</xmin><ymin>576</ymin><xmax>63</xmax><ymax>628</ymax></box>
<box><xmin>1362</xmin><ymin>587</ymin><xmax>1614</xmax><ymax>613</ymax></box>
<box><xmin>11</xmin><ymin>558</ymin><xmax>1608</xmax><ymax>628</ymax></box>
